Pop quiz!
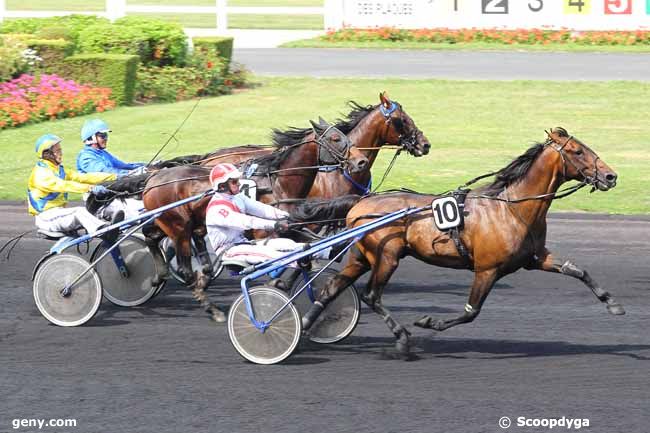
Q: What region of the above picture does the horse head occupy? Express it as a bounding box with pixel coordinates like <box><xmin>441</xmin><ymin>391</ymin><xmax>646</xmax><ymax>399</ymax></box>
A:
<box><xmin>378</xmin><ymin>92</ymin><xmax>430</xmax><ymax>157</ymax></box>
<box><xmin>310</xmin><ymin>117</ymin><xmax>368</xmax><ymax>173</ymax></box>
<box><xmin>546</xmin><ymin>127</ymin><xmax>617</xmax><ymax>191</ymax></box>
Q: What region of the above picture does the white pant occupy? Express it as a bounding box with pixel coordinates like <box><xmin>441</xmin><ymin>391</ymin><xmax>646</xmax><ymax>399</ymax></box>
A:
<box><xmin>35</xmin><ymin>206</ymin><xmax>106</xmax><ymax>234</ymax></box>
<box><xmin>97</xmin><ymin>198</ymin><xmax>144</xmax><ymax>221</ymax></box>
<box><xmin>222</xmin><ymin>238</ymin><xmax>330</xmax><ymax>267</ymax></box>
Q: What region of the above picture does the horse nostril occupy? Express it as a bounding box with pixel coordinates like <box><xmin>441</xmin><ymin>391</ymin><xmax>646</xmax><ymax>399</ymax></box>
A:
<box><xmin>605</xmin><ymin>173</ymin><xmax>617</xmax><ymax>183</ymax></box>
<box><xmin>358</xmin><ymin>159</ymin><xmax>369</xmax><ymax>170</ymax></box>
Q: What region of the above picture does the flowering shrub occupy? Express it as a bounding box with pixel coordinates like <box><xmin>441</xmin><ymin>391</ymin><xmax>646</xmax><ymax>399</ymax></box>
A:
<box><xmin>0</xmin><ymin>36</ymin><xmax>43</xmax><ymax>82</ymax></box>
<box><xmin>322</xmin><ymin>28</ymin><xmax>650</xmax><ymax>46</ymax></box>
<box><xmin>136</xmin><ymin>48</ymin><xmax>247</xmax><ymax>103</ymax></box>
<box><xmin>0</xmin><ymin>74</ymin><xmax>115</xmax><ymax>129</ymax></box>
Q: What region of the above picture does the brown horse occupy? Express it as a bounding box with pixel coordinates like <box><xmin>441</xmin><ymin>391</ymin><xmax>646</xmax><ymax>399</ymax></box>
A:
<box><xmin>299</xmin><ymin>127</ymin><xmax>622</xmax><ymax>356</ymax></box>
<box><xmin>142</xmin><ymin>121</ymin><xmax>367</xmax><ymax>321</ymax></box>
<box><xmin>152</xmin><ymin>93</ymin><xmax>430</xmax><ymax>199</ymax></box>
<box><xmin>308</xmin><ymin>93</ymin><xmax>430</xmax><ymax>198</ymax></box>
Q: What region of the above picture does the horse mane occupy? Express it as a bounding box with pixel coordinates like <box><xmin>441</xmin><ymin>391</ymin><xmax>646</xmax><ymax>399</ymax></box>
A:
<box><xmin>480</xmin><ymin>128</ymin><xmax>568</xmax><ymax>196</ymax></box>
<box><xmin>333</xmin><ymin>101</ymin><xmax>376</xmax><ymax>134</ymax></box>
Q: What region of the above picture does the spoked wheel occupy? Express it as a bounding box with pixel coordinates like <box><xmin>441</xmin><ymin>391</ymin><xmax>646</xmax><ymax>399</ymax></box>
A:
<box><xmin>33</xmin><ymin>254</ymin><xmax>102</xmax><ymax>327</ymax></box>
<box><xmin>290</xmin><ymin>268</ymin><xmax>360</xmax><ymax>344</ymax></box>
<box><xmin>228</xmin><ymin>286</ymin><xmax>301</xmax><ymax>365</ymax></box>
<box><xmin>161</xmin><ymin>237</ymin><xmax>224</xmax><ymax>285</ymax></box>
<box><xmin>91</xmin><ymin>235</ymin><xmax>164</xmax><ymax>307</ymax></box>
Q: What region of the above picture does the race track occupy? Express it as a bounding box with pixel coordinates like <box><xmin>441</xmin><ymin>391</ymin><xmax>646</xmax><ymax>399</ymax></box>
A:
<box><xmin>1</xmin><ymin>204</ymin><xmax>649</xmax><ymax>433</ymax></box>
<box><xmin>233</xmin><ymin>48</ymin><xmax>650</xmax><ymax>81</ymax></box>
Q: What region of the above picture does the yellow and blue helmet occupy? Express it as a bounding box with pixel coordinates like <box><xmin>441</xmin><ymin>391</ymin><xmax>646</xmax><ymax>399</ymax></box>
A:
<box><xmin>35</xmin><ymin>134</ymin><xmax>63</xmax><ymax>158</ymax></box>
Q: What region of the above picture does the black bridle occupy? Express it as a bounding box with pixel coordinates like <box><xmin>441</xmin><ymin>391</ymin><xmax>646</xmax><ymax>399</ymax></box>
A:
<box><xmin>314</xmin><ymin>124</ymin><xmax>354</xmax><ymax>167</ymax></box>
<box><xmin>545</xmin><ymin>133</ymin><xmax>602</xmax><ymax>190</ymax></box>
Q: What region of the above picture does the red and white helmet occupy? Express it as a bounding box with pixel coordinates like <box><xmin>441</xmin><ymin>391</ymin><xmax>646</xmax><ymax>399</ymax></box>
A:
<box><xmin>209</xmin><ymin>163</ymin><xmax>242</xmax><ymax>188</ymax></box>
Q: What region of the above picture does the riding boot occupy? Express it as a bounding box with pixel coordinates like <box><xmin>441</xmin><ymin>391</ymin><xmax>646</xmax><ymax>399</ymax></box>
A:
<box><xmin>99</xmin><ymin>210</ymin><xmax>124</xmax><ymax>244</ymax></box>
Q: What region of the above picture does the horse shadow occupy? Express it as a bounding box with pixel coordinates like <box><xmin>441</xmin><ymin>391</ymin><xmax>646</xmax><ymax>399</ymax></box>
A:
<box><xmin>301</xmin><ymin>335</ymin><xmax>650</xmax><ymax>362</ymax></box>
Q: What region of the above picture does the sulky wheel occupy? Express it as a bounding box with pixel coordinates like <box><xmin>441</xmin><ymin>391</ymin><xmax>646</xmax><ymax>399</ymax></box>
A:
<box><xmin>91</xmin><ymin>235</ymin><xmax>163</xmax><ymax>307</ymax></box>
<box><xmin>228</xmin><ymin>286</ymin><xmax>301</xmax><ymax>365</ymax></box>
<box><xmin>33</xmin><ymin>254</ymin><xmax>102</xmax><ymax>327</ymax></box>
<box><xmin>290</xmin><ymin>268</ymin><xmax>360</xmax><ymax>344</ymax></box>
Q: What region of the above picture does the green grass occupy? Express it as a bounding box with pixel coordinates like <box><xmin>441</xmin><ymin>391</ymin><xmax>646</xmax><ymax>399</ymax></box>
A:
<box><xmin>6</xmin><ymin>0</ymin><xmax>325</xmax><ymax>29</ymax></box>
<box><xmin>283</xmin><ymin>38</ymin><xmax>650</xmax><ymax>53</ymax></box>
<box><xmin>2</xmin><ymin>77</ymin><xmax>649</xmax><ymax>214</ymax></box>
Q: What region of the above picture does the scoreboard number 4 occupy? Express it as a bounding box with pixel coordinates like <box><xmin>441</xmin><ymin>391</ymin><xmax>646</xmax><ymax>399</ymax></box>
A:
<box><xmin>564</xmin><ymin>0</ymin><xmax>591</xmax><ymax>14</ymax></box>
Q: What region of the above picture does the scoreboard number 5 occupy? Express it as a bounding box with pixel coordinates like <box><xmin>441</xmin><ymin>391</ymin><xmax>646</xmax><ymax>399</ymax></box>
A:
<box><xmin>604</xmin><ymin>0</ymin><xmax>632</xmax><ymax>14</ymax></box>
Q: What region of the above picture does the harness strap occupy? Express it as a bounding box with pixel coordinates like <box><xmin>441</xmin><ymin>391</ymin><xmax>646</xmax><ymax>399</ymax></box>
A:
<box><xmin>342</xmin><ymin>170</ymin><xmax>371</xmax><ymax>195</ymax></box>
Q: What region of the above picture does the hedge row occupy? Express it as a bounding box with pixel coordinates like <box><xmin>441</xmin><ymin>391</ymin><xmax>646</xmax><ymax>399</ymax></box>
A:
<box><xmin>0</xmin><ymin>15</ymin><xmax>188</xmax><ymax>66</ymax></box>
<box><xmin>60</xmin><ymin>54</ymin><xmax>139</xmax><ymax>105</ymax></box>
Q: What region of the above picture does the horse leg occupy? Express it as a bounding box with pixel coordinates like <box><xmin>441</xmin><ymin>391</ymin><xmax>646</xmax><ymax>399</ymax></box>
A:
<box><xmin>302</xmin><ymin>245</ymin><xmax>370</xmax><ymax>329</ymax></box>
<box><xmin>415</xmin><ymin>269</ymin><xmax>498</xmax><ymax>332</ymax></box>
<box><xmin>192</xmin><ymin>227</ymin><xmax>213</xmax><ymax>276</ymax></box>
<box><xmin>142</xmin><ymin>222</ymin><xmax>168</xmax><ymax>285</ymax></box>
<box><xmin>360</xmin><ymin>254</ymin><xmax>413</xmax><ymax>356</ymax></box>
<box><xmin>530</xmin><ymin>250</ymin><xmax>625</xmax><ymax>315</ymax></box>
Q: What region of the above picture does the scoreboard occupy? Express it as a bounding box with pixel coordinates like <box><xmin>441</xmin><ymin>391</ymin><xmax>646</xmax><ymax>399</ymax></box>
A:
<box><xmin>325</xmin><ymin>0</ymin><xmax>650</xmax><ymax>30</ymax></box>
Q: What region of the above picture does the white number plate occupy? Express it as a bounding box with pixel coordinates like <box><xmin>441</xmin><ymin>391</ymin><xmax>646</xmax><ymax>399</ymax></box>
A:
<box><xmin>431</xmin><ymin>196</ymin><xmax>462</xmax><ymax>230</ymax></box>
<box><xmin>239</xmin><ymin>179</ymin><xmax>257</xmax><ymax>200</ymax></box>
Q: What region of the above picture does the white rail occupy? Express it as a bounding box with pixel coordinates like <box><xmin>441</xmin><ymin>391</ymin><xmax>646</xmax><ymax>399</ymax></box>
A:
<box><xmin>0</xmin><ymin>0</ymin><xmax>327</xmax><ymax>31</ymax></box>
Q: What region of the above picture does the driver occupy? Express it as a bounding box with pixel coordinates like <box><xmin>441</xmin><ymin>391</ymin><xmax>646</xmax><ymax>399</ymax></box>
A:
<box><xmin>76</xmin><ymin>119</ymin><xmax>145</xmax><ymax>220</ymax></box>
<box><xmin>205</xmin><ymin>163</ymin><xmax>299</xmax><ymax>265</ymax></box>
<box><xmin>28</xmin><ymin>134</ymin><xmax>122</xmax><ymax>241</ymax></box>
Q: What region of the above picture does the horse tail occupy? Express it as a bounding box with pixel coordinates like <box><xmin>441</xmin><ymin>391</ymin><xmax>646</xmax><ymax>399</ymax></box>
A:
<box><xmin>290</xmin><ymin>194</ymin><xmax>363</xmax><ymax>224</ymax></box>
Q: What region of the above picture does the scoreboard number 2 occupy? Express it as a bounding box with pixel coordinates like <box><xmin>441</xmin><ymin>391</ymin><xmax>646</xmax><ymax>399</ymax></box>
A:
<box><xmin>482</xmin><ymin>0</ymin><xmax>509</xmax><ymax>14</ymax></box>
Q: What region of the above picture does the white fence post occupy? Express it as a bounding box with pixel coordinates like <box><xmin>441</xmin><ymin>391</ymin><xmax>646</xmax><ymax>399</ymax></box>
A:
<box><xmin>0</xmin><ymin>0</ymin><xmax>5</xmax><ymax>24</ymax></box>
<box><xmin>323</xmin><ymin>0</ymin><xmax>343</xmax><ymax>31</ymax></box>
<box><xmin>106</xmin><ymin>0</ymin><xmax>126</xmax><ymax>22</ymax></box>
<box><xmin>216</xmin><ymin>0</ymin><xmax>227</xmax><ymax>32</ymax></box>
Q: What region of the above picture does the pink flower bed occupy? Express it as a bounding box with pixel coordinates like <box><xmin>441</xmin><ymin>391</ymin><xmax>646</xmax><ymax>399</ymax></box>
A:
<box><xmin>0</xmin><ymin>74</ymin><xmax>116</xmax><ymax>129</ymax></box>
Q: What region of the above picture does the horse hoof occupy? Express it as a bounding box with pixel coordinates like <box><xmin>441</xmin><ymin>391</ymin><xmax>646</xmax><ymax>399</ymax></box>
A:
<box><xmin>413</xmin><ymin>316</ymin><xmax>432</xmax><ymax>328</ymax></box>
<box><xmin>432</xmin><ymin>320</ymin><xmax>446</xmax><ymax>332</ymax></box>
<box><xmin>210</xmin><ymin>310</ymin><xmax>227</xmax><ymax>323</ymax></box>
<box><xmin>607</xmin><ymin>303</ymin><xmax>626</xmax><ymax>315</ymax></box>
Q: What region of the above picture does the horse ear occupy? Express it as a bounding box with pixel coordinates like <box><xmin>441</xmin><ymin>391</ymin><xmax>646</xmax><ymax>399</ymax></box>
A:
<box><xmin>379</xmin><ymin>91</ymin><xmax>391</xmax><ymax>108</ymax></box>
<box><xmin>309</xmin><ymin>120</ymin><xmax>320</xmax><ymax>131</ymax></box>
<box><xmin>318</xmin><ymin>116</ymin><xmax>330</xmax><ymax>127</ymax></box>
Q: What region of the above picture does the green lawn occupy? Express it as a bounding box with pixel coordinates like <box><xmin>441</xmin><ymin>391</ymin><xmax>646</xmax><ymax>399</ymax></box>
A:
<box><xmin>2</xmin><ymin>77</ymin><xmax>649</xmax><ymax>214</ymax></box>
<box><xmin>5</xmin><ymin>0</ymin><xmax>324</xmax><ymax>29</ymax></box>
<box><xmin>283</xmin><ymin>38</ymin><xmax>650</xmax><ymax>53</ymax></box>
